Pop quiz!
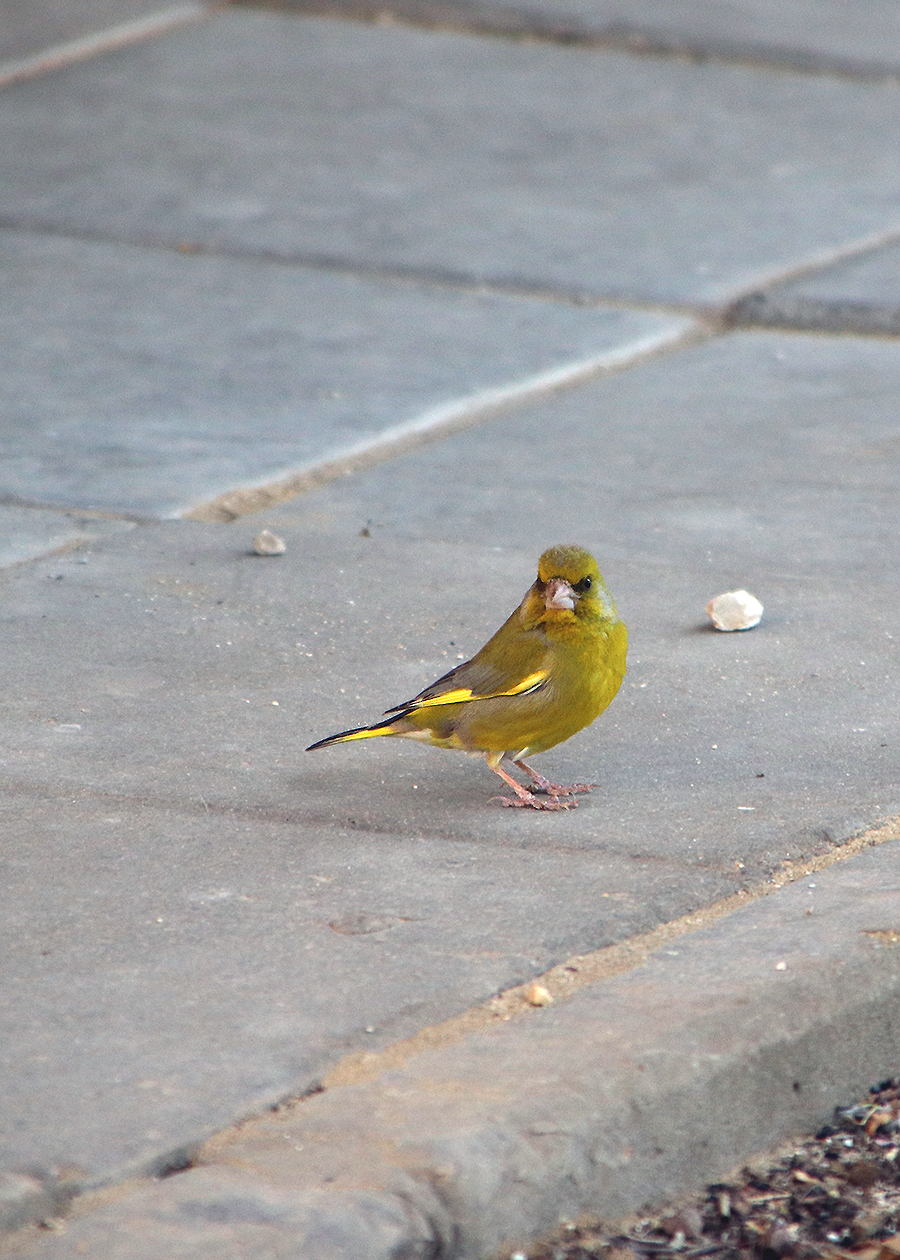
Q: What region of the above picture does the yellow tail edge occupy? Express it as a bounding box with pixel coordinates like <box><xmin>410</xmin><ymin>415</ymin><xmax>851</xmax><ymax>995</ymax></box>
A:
<box><xmin>306</xmin><ymin>723</ymin><xmax>391</xmax><ymax>752</ymax></box>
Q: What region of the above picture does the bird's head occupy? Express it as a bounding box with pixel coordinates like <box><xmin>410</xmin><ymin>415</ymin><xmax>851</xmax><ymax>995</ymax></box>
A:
<box><xmin>531</xmin><ymin>544</ymin><xmax>614</xmax><ymax>624</ymax></box>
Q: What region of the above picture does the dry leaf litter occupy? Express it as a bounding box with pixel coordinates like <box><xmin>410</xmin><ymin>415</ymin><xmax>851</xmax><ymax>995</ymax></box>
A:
<box><xmin>510</xmin><ymin>1079</ymin><xmax>900</xmax><ymax>1260</ymax></box>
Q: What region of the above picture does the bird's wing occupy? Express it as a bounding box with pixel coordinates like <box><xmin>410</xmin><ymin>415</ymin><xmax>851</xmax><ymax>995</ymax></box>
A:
<box><xmin>383</xmin><ymin>630</ymin><xmax>550</xmax><ymax>715</ymax></box>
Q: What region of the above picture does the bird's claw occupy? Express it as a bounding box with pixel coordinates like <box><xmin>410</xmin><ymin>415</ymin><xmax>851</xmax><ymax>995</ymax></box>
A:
<box><xmin>491</xmin><ymin>793</ymin><xmax>576</xmax><ymax>811</ymax></box>
<box><xmin>532</xmin><ymin>781</ymin><xmax>596</xmax><ymax>797</ymax></box>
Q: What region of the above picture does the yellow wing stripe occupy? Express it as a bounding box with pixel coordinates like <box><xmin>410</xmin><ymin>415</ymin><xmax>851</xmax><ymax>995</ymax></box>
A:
<box><xmin>410</xmin><ymin>669</ymin><xmax>548</xmax><ymax>711</ymax></box>
<box><xmin>505</xmin><ymin>669</ymin><xmax>550</xmax><ymax>695</ymax></box>
<box><xmin>412</xmin><ymin>688</ymin><xmax>477</xmax><ymax>708</ymax></box>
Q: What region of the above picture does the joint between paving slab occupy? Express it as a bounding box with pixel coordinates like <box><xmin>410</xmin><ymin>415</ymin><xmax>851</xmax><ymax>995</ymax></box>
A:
<box><xmin>0</xmin><ymin>215</ymin><xmax>710</xmax><ymax>323</ymax></box>
<box><xmin>0</xmin><ymin>3</ymin><xmax>222</xmax><ymax>91</ymax></box>
<box><xmin>231</xmin><ymin>0</ymin><xmax>900</xmax><ymax>85</ymax></box>
<box><xmin>0</xmin><ymin>496</ymin><xmax>149</xmax><ymax>526</ymax></box>
<box><xmin>6</xmin><ymin>214</ymin><xmax>900</xmax><ymax>357</ymax></box>
<box><xmin>182</xmin><ymin>317</ymin><xmax>711</xmax><ymax>521</ymax></box>
<box><xmin>727</xmin><ymin>296</ymin><xmax>900</xmax><ymax>338</ymax></box>
<box><xmin>14</xmin><ymin>205</ymin><xmax>900</xmax><ymax>341</ymax></box>
<box><xmin>3</xmin><ymin>0</ymin><xmax>897</xmax><ymax>91</ymax></box>
<box><xmin>719</xmin><ymin>224</ymin><xmax>900</xmax><ymax>332</ymax></box>
<box><xmin>303</xmin><ymin>814</ymin><xmax>900</xmax><ymax>1094</ymax></box>
<box><xmin>9</xmin><ymin>814</ymin><xmax>898</xmax><ymax>1243</ymax></box>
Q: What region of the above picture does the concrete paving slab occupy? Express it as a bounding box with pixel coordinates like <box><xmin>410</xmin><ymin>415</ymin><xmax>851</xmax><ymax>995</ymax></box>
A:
<box><xmin>14</xmin><ymin>836</ymin><xmax>900</xmax><ymax>1259</ymax></box>
<box><xmin>4</xmin><ymin>11</ymin><xmax>900</xmax><ymax>304</ymax></box>
<box><xmin>274</xmin><ymin>327</ymin><xmax>900</xmax><ymax>843</ymax></box>
<box><xmin>299</xmin><ymin>325</ymin><xmax>900</xmax><ymax>567</ymax></box>
<box><xmin>1</xmin><ymin>508</ymin><xmax>896</xmax><ymax>877</ymax></box>
<box><xmin>2</xmin><ymin>779</ymin><xmax>733</xmax><ymax>1193</ymax></box>
<box><xmin>0</xmin><ymin>771</ymin><xmax>737</xmax><ymax>1191</ymax></box>
<box><xmin>3</xmin><ymin>1163</ymin><xmax>447</xmax><ymax>1258</ymax></box>
<box><xmin>2</xmin><ymin>327</ymin><xmax>898</xmax><ymax>853</ymax></box>
<box><xmin>0</xmin><ymin>507</ymin><xmax>134</xmax><ymax>569</ymax></box>
<box><xmin>1</xmin><ymin>327</ymin><xmax>898</xmax><ymax>1232</ymax></box>
<box><xmin>0</xmin><ymin>5</ymin><xmax>209</xmax><ymax>94</ymax></box>
<box><xmin>0</xmin><ymin>0</ymin><xmax>186</xmax><ymax>65</ymax></box>
<box><xmin>266</xmin><ymin>0</ymin><xmax>900</xmax><ymax>79</ymax></box>
<box><xmin>0</xmin><ymin>230</ymin><xmax>686</xmax><ymax>517</ymax></box>
<box><xmin>731</xmin><ymin>239</ymin><xmax>900</xmax><ymax>334</ymax></box>
<box><xmin>1</xmin><ymin>325</ymin><xmax>899</xmax><ymax>1205</ymax></box>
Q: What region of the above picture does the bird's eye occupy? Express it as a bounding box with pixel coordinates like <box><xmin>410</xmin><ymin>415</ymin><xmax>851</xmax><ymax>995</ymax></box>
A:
<box><xmin>574</xmin><ymin>576</ymin><xmax>593</xmax><ymax>593</ymax></box>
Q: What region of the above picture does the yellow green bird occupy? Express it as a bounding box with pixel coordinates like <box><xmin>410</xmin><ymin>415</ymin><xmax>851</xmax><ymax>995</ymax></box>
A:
<box><xmin>306</xmin><ymin>544</ymin><xmax>627</xmax><ymax>810</ymax></box>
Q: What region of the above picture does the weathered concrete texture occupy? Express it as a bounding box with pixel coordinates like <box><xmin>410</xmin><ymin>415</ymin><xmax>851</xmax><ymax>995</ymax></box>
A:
<box><xmin>1</xmin><ymin>511</ymin><xmax>896</xmax><ymax>876</ymax></box>
<box><xmin>262</xmin><ymin>0</ymin><xmax>900</xmax><ymax>79</ymax></box>
<box><xmin>19</xmin><ymin>839</ymin><xmax>900</xmax><ymax>1260</ymax></box>
<box><xmin>304</xmin><ymin>327</ymin><xmax>900</xmax><ymax>569</ymax></box>
<box><xmin>0</xmin><ymin>0</ymin><xmax>182</xmax><ymax>65</ymax></box>
<box><xmin>1</xmin><ymin>0</ymin><xmax>898</xmax><ymax>1251</ymax></box>
<box><xmin>0</xmin><ymin>1171</ymin><xmax>69</xmax><ymax>1236</ymax></box>
<box><xmin>0</xmin><ymin>507</ymin><xmax>133</xmax><ymax>569</ymax></box>
<box><xmin>730</xmin><ymin>238</ymin><xmax>900</xmax><ymax>333</ymax></box>
<box><xmin>1</xmin><ymin>326</ymin><xmax>898</xmax><ymax>1203</ymax></box>
<box><xmin>279</xmin><ymin>327</ymin><xmax>900</xmax><ymax>848</ymax></box>
<box><xmin>7</xmin><ymin>1166</ymin><xmax>446</xmax><ymax>1259</ymax></box>
<box><xmin>4</xmin><ymin>12</ymin><xmax>900</xmax><ymax>304</ymax></box>
<box><xmin>0</xmin><ymin>782</ymin><xmax>735</xmax><ymax>1189</ymax></box>
<box><xmin>0</xmin><ymin>230</ymin><xmax>686</xmax><ymax>517</ymax></box>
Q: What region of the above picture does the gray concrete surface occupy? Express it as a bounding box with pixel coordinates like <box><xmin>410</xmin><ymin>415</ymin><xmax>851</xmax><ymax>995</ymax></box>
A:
<box><xmin>13</xmin><ymin>839</ymin><xmax>900</xmax><ymax>1258</ymax></box>
<box><xmin>0</xmin><ymin>4</ymin><xmax>206</xmax><ymax>90</ymax></box>
<box><xmin>4</xmin><ymin>11</ymin><xmax>900</xmax><ymax>306</ymax></box>
<box><xmin>0</xmin><ymin>0</ymin><xmax>181</xmax><ymax>64</ymax></box>
<box><xmin>2</xmin><ymin>1</ymin><xmax>900</xmax><ymax>1255</ymax></box>
<box><xmin>0</xmin><ymin>507</ymin><xmax>133</xmax><ymax>569</ymax></box>
<box><xmin>1</xmin><ymin>328</ymin><xmax>898</xmax><ymax>1217</ymax></box>
<box><xmin>0</xmin><ymin>229</ymin><xmax>688</xmax><ymax>519</ymax></box>
<box><xmin>262</xmin><ymin>0</ymin><xmax>900</xmax><ymax>78</ymax></box>
<box><xmin>2</xmin><ymin>779</ymin><xmax>724</xmax><ymax>1186</ymax></box>
<box><xmin>731</xmin><ymin>239</ymin><xmax>900</xmax><ymax>334</ymax></box>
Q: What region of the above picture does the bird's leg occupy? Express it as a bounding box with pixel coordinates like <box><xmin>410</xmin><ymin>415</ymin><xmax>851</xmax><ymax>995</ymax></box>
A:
<box><xmin>488</xmin><ymin>760</ymin><xmax>575</xmax><ymax>811</ymax></box>
<box><xmin>513</xmin><ymin>759</ymin><xmax>597</xmax><ymax>798</ymax></box>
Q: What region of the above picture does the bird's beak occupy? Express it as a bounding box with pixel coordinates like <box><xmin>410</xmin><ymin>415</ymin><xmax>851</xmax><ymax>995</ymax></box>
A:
<box><xmin>544</xmin><ymin>577</ymin><xmax>576</xmax><ymax>612</ymax></box>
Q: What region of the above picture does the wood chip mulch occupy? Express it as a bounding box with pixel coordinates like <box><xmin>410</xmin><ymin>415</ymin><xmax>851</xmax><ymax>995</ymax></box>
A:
<box><xmin>516</xmin><ymin>1079</ymin><xmax>900</xmax><ymax>1260</ymax></box>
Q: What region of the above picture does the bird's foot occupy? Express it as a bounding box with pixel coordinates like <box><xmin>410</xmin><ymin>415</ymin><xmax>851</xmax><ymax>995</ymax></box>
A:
<box><xmin>532</xmin><ymin>781</ymin><xmax>596</xmax><ymax>797</ymax></box>
<box><xmin>491</xmin><ymin>792</ymin><xmax>576</xmax><ymax>811</ymax></box>
<box><xmin>488</xmin><ymin>760</ymin><xmax>578</xmax><ymax>810</ymax></box>
<box><xmin>511</xmin><ymin>761</ymin><xmax>596</xmax><ymax>798</ymax></box>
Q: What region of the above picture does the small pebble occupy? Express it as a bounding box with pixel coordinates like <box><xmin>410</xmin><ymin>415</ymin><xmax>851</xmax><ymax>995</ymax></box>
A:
<box><xmin>660</xmin><ymin>1207</ymin><xmax>704</xmax><ymax>1240</ymax></box>
<box><xmin>526</xmin><ymin>982</ymin><xmax>553</xmax><ymax>1007</ymax></box>
<box><xmin>253</xmin><ymin>529</ymin><xmax>286</xmax><ymax>556</ymax></box>
<box><xmin>706</xmin><ymin>589</ymin><xmax>763</xmax><ymax>631</ymax></box>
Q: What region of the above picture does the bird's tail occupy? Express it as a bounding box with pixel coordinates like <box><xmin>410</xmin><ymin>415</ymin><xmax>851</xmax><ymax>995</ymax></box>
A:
<box><xmin>305</xmin><ymin>721</ymin><xmax>395</xmax><ymax>752</ymax></box>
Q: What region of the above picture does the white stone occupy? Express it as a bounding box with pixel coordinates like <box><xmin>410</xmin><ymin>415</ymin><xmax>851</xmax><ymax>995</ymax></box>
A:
<box><xmin>253</xmin><ymin>529</ymin><xmax>286</xmax><ymax>556</ymax></box>
<box><xmin>706</xmin><ymin>590</ymin><xmax>763</xmax><ymax>631</ymax></box>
